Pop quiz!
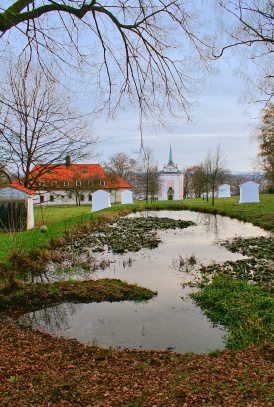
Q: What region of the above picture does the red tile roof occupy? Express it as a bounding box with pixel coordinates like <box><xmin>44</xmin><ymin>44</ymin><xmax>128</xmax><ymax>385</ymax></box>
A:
<box><xmin>0</xmin><ymin>182</ymin><xmax>36</xmax><ymax>195</ymax></box>
<box><xmin>29</xmin><ymin>164</ymin><xmax>131</xmax><ymax>189</ymax></box>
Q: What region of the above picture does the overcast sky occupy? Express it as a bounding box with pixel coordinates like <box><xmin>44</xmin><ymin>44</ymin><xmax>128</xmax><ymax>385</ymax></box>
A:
<box><xmin>95</xmin><ymin>57</ymin><xmax>260</xmax><ymax>173</ymax></box>
<box><xmin>0</xmin><ymin>1</ymin><xmax>264</xmax><ymax>174</ymax></box>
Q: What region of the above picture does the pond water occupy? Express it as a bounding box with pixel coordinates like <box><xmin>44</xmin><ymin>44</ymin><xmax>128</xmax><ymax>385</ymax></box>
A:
<box><xmin>19</xmin><ymin>211</ymin><xmax>271</xmax><ymax>354</ymax></box>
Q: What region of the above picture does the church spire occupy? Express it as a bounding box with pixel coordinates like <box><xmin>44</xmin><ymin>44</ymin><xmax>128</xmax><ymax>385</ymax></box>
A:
<box><xmin>168</xmin><ymin>144</ymin><xmax>174</xmax><ymax>165</ymax></box>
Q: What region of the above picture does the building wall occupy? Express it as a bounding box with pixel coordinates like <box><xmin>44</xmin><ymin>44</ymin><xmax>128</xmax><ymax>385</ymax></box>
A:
<box><xmin>239</xmin><ymin>182</ymin><xmax>260</xmax><ymax>203</ymax></box>
<box><xmin>0</xmin><ymin>187</ymin><xmax>34</xmax><ymax>230</ymax></box>
<box><xmin>33</xmin><ymin>189</ymin><xmax>124</xmax><ymax>206</ymax></box>
<box><xmin>158</xmin><ymin>173</ymin><xmax>184</xmax><ymax>200</ymax></box>
<box><xmin>218</xmin><ymin>184</ymin><xmax>231</xmax><ymax>198</ymax></box>
<box><xmin>0</xmin><ymin>186</ymin><xmax>29</xmax><ymax>200</ymax></box>
<box><xmin>26</xmin><ymin>197</ymin><xmax>35</xmax><ymax>229</ymax></box>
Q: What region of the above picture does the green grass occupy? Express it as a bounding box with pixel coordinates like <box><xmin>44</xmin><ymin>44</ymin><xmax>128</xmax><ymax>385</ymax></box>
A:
<box><xmin>191</xmin><ymin>274</ymin><xmax>274</xmax><ymax>349</ymax></box>
<box><xmin>34</xmin><ymin>204</ymin><xmax>93</xmax><ymax>225</ymax></box>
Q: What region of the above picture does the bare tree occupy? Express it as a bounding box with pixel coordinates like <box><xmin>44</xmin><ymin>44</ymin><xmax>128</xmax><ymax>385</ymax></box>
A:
<box><xmin>0</xmin><ymin>1</ymin><xmax>216</xmax><ymax>124</ymax></box>
<box><xmin>62</xmin><ymin>171</ymin><xmax>103</xmax><ymax>206</ymax></box>
<box><xmin>138</xmin><ymin>146</ymin><xmax>159</xmax><ymax>203</ymax></box>
<box><xmin>103</xmin><ymin>152</ymin><xmax>140</xmax><ymax>185</ymax></box>
<box><xmin>0</xmin><ymin>59</ymin><xmax>98</xmax><ymax>187</ymax></box>
<box><xmin>215</xmin><ymin>0</ymin><xmax>274</xmax><ymax>104</ymax></box>
<box><xmin>253</xmin><ymin>103</ymin><xmax>274</xmax><ymax>190</ymax></box>
<box><xmin>201</xmin><ymin>146</ymin><xmax>230</xmax><ymax>205</ymax></box>
<box><xmin>184</xmin><ymin>165</ymin><xmax>205</xmax><ymax>198</ymax></box>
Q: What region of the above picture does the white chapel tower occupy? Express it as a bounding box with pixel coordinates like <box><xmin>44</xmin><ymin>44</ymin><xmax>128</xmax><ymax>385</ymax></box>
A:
<box><xmin>158</xmin><ymin>145</ymin><xmax>184</xmax><ymax>200</ymax></box>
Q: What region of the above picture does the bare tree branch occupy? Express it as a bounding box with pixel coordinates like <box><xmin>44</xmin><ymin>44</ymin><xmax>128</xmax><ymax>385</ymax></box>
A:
<box><xmin>215</xmin><ymin>1</ymin><xmax>274</xmax><ymax>104</ymax></box>
<box><xmin>0</xmin><ymin>57</ymin><xmax>98</xmax><ymax>186</ymax></box>
<box><xmin>0</xmin><ymin>1</ymin><xmax>216</xmax><ymax>124</ymax></box>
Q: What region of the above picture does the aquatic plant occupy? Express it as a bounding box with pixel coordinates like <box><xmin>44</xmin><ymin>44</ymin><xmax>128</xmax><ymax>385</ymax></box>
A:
<box><xmin>65</xmin><ymin>217</ymin><xmax>195</xmax><ymax>256</ymax></box>
<box><xmin>220</xmin><ymin>236</ymin><xmax>274</xmax><ymax>260</ymax></box>
<box><xmin>191</xmin><ymin>233</ymin><xmax>274</xmax><ymax>349</ymax></box>
<box><xmin>199</xmin><ymin>259</ymin><xmax>273</xmax><ymax>291</ymax></box>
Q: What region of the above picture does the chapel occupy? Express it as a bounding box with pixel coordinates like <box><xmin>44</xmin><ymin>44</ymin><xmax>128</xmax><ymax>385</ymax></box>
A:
<box><xmin>158</xmin><ymin>146</ymin><xmax>184</xmax><ymax>200</ymax></box>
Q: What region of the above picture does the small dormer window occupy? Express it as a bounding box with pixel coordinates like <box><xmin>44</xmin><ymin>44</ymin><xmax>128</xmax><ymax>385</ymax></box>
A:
<box><xmin>100</xmin><ymin>180</ymin><xmax>106</xmax><ymax>186</ymax></box>
<box><xmin>76</xmin><ymin>181</ymin><xmax>81</xmax><ymax>186</ymax></box>
<box><xmin>88</xmin><ymin>181</ymin><xmax>93</xmax><ymax>186</ymax></box>
<box><xmin>64</xmin><ymin>181</ymin><xmax>70</xmax><ymax>187</ymax></box>
<box><xmin>82</xmin><ymin>169</ymin><xmax>87</xmax><ymax>173</ymax></box>
<box><xmin>39</xmin><ymin>181</ymin><xmax>46</xmax><ymax>187</ymax></box>
<box><xmin>51</xmin><ymin>181</ymin><xmax>57</xmax><ymax>186</ymax></box>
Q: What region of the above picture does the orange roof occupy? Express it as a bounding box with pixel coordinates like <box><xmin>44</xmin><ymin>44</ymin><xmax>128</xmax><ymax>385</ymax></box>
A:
<box><xmin>30</xmin><ymin>164</ymin><xmax>131</xmax><ymax>189</ymax></box>
<box><xmin>0</xmin><ymin>182</ymin><xmax>36</xmax><ymax>195</ymax></box>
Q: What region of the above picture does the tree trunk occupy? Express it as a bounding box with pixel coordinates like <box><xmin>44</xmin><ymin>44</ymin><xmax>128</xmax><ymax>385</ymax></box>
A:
<box><xmin>7</xmin><ymin>270</ymin><xmax>19</xmax><ymax>290</ymax></box>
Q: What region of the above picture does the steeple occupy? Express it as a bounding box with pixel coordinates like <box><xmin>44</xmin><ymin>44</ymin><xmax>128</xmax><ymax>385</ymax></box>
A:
<box><xmin>168</xmin><ymin>144</ymin><xmax>174</xmax><ymax>165</ymax></box>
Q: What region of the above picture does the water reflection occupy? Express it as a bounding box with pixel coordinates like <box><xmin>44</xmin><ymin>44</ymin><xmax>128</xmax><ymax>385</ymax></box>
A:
<box><xmin>20</xmin><ymin>303</ymin><xmax>82</xmax><ymax>333</ymax></box>
<box><xmin>197</xmin><ymin>213</ymin><xmax>220</xmax><ymax>238</ymax></box>
<box><xmin>19</xmin><ymin>211</ymin><xmax>271</xmax><ymax>354</ymax></box>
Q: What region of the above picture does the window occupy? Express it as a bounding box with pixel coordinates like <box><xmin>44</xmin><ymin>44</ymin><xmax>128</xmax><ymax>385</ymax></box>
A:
<box><xmin>100</xmin><ymin>180</ymin><xmax>106</xmax><ymax>186</ymax></box>
<box><xmin>88</xmin><ymin>181</ymin><xmax>94</xmax><ymax>186</ymax></box>
<box><xmin>80</xmin><ymin>194</ymin><xmax>85</xmax><ymax>201</ymax></box>
<box><xmin>39</xmin><ymin>181</ymin><xmax>46</xmax><ymax>187</ymax></box>
<box><xmin>88</xmin><ymin>194</ymin><xmax>92</xmax><ymax>201</ymax></box>
<box><xmin>68</xmin><ymin>193</ymin><xmax>73</xmax><ymax>199</ymax></box>
<box><xmin>50</xmin><ymin>195</ymin><xmax>55</xmax><ymax>202</ymax></box>
<box><xmin>40</xmin><ymin>195</ymin><xmax>45</xmax><ymax>203</ymax></box>
<box><xmin>51</xmin><ymin>181</ymin><xmax>57</xmax><ymax>187</ymax></box>
<box><xmin>64</xmin><ymin>181</ymin><xmax>70</xmax><ymax>187</ymax></box>
<box><xmin>76</xmin><ymin>181</ymin><xmax>81</xmax><ymax>186</ymax></box>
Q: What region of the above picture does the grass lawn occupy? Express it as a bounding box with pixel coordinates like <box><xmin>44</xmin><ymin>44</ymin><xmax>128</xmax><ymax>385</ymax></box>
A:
<box><xmin>34</xmin><ymin>203</ymin><xmax>93</xmax><ymax>225</ymax></box>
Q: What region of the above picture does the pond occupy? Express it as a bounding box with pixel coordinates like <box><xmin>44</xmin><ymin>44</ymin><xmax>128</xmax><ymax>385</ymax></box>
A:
<box><xmin>19</xmin><ymin>210</ymin><xmax>271</xmax><ymax>354</ymax></box>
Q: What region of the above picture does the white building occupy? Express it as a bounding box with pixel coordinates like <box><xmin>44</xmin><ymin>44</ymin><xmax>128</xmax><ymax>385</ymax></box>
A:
<box><xmin>0</xmin><ymin>183</ymin><xmax>35</xmax><ymax>229</ymax></box>
<box><xmin>158</xmin><ymin>146</ymin><xmax>184</xmax><ymax>201</ymax></box>
<box><xmin>28</xmin><ymin>162</ymin><xmax>131</xmax><ymax>206</ymax></box>
<box><xmin>91</xmin><ymin>190</ymin><xmax>111</xmax><ymax>212</ymax></box>
<box><xmin>218</xmin><ymin>184</ymin><xmax>231</xmax><ymax>198</ymax></box>
<box><xmin>121</xmin><ymin>190</ymin><xmax>133</xmax><ymax>204</ymax></box>
<box><xmin>239</xmin><ymin>181</ymin><xmax>260</xmax><ymax>203</ymax></box>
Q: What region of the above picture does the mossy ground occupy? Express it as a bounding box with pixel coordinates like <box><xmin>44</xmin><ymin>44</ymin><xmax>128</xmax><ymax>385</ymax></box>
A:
<box><xmin>0</xmin><ymin>279</ymin><xmax>157</xmax><ymax>314</ymax></box>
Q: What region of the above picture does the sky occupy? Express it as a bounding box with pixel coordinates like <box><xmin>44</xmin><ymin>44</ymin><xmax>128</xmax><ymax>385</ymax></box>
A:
<box><xmin>94</xmin><ymin>59</ymin><xmax>260</xmax><ymax>173</ymax></box>
<box><xmin>0</xmin><ymin>1</ymin><xmax>264</xmax><ymax>174</ymax></box>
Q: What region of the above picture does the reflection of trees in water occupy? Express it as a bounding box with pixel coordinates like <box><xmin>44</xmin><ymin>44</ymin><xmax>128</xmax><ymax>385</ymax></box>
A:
<box><xmin>19</xmin><ymin>303</ymin><xmax>82</xmax><ymax>333</ymax></box>
<box><xmin>196</xmin><ymin>213</ymin><xmax>226</xmax><ymax>239</ymax></box>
